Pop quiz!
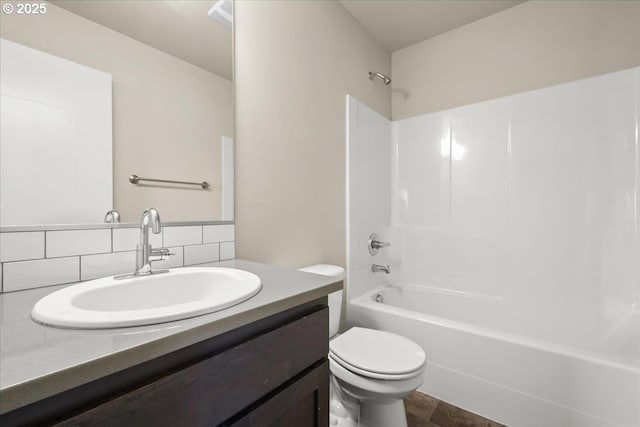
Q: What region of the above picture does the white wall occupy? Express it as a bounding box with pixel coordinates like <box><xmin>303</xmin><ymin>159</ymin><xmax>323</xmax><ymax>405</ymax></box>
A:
<box><xmin>390</xmin><ymin>67</ymin><xmax>640</xmax><ymax>360</ymax></box>
<box><xmin>221</xmin><ymin>136</ymin><xmax>235</xmax><ymax>221</ymax></box>
<box><xmin>234</xmin><ymin>0</ymin><xmax>391</xmax><ymax>268</ymax></box>
<box><xmin>392</xmin><ymin>0</ymin><xmax>640</xmax><ymax>120</ymax></box>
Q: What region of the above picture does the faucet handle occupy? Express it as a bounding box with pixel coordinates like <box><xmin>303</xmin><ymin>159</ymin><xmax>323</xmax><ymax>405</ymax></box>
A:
<box><xmin>150</xmin><ymin>247</ymin><xmax>174</xmax><ymax>262</ymax></box>
<box><xmin>368</xmin><ymin>233</ymin><xmax>390</xmax><ymax>255</ymax></box>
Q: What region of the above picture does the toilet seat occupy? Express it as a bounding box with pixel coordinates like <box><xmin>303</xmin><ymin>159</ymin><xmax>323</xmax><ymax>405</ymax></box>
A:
<box><xmin>329</xmin><ymin>327</ymin><xmax>426</xmax><ymax>380</ymax></box>
<box><xmin>329</xmin><ymin>352</ymin><xmax>423</xmax><ymax>380</ymax></box>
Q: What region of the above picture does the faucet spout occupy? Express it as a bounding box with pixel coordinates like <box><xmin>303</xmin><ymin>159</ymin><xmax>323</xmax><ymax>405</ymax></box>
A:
<box><xmin>371</xmin><ymin>264</ymin><xmax>390</xmax><ymax>274</ymax></box>
<box><xmin>140</xmin><ymin>208</ymin><xmax>161</xmax><ymax>244</ymax></box>
<box><xmin>136</xmin><ymin>208</ymin><xmax>164</xmax><ymax>275</ymax></box>
<box><xmin>114</xmin><ymin>208</ymin><xmax>173</xmax><ymax>279</ymax></box>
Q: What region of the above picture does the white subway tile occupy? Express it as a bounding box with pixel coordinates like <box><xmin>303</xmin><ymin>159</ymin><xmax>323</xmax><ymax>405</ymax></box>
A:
<box><xmin>220</xmin><ymin>242</ymin><xmax>235</xmax><ymax>261</ymax></box>
<box><xmin>0</xmin><ymin>232</ymin><xmax>45</xmax><ymax>262</ymax></box>
<box><xmin>203</xmin><ymin>224</ymin><xmax>235</xmax><ymax>243</ymax></box>
<box><xmin>184</xmin><ymin>243</ymin><xmax>219</xmax><ymax>266</ymax></box>
<box><xmin>81</xmin><ymin>251</ymin><xmax>135</xmax><ymax>281</ymax></box>
<box><xmin>112</xmin><ymin>228</ymin><xmax>138</xmax><ymax>252</ymax></box>
<box><xmin>46</xmin><ymin>229</ymin><xmax>111</xmax><ymax>258</ymax></box>
<box><xmin>163</xmin><ymin>226</ymin><xmax>202</xmax><ymax>247</ymax></box>
<box><xmin>112</xmin><ymin>227</ymin><xmax>162</xmax><ymax>252</ymax></box>
<box><xmin>3</xmin><ymin>257</ymin><xmax>79</xmax><ymax>292</ymax></box>
<box><xmin>152</xmin><ymin>246</ymin><xmax>184</xmax><ymax>270</ymax></box>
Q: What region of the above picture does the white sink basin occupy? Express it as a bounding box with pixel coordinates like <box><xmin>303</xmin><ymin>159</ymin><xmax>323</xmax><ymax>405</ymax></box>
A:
<box><xmin>31</xmin><ymin>267</ymin><xmax>262</xmax><ymax>329</ymax></box>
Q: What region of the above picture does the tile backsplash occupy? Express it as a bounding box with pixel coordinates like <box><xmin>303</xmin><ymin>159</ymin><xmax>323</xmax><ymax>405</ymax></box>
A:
<box><xmin>0</xmin><ymin>222</ymin><xmax>235</xmax><ymax>293</ymax></box>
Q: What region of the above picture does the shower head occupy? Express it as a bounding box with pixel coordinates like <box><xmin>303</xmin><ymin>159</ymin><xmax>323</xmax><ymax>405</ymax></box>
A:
<box><xmin>369</xmin><ymin>71</ymin><xmax>391</xmax><ymax>86</ymax></box>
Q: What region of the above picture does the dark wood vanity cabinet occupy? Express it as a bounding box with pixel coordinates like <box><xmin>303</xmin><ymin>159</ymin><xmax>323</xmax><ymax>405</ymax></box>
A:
<box><xmin>226</xmin><ymin>361</ymin><xmax>328</xmax><ymax>427</ymax></box>
<box><xmin>2</xmin><ymin>301</ymin><xmax>329</xmax><ymax>427</ymax></box>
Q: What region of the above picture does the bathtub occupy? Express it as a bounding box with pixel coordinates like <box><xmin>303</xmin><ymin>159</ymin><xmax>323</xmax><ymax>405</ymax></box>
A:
<box><xmin>348</xmin><ymin>285</ymin><xmax>640</xmax><ymax>427</ymax></box>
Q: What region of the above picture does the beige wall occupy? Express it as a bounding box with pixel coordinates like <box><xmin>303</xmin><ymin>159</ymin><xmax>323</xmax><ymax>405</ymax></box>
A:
<box><xmin>392</xmin><ymin>0</ymin><xmax>640</xmax><ymax>120</ymax></box>
<box><xmin>1</xmin><ymin>1</ymin><xmax>233</xmax><ymax>222</ymax></box>
<box><xmin>234</xmin><ymin>1</ymin><xmax>391</xmax><ymax>268</ymax></box>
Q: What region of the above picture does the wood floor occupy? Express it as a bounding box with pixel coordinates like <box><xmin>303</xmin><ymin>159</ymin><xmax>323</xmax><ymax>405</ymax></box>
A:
<box><xmin>404</xmin><ymin>391</ymin><xmax>506</xmax><ymax>427</ymax></box>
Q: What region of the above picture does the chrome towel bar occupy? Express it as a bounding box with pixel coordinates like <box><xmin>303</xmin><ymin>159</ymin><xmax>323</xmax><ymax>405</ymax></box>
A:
<box><xmin>129</xmin><ymin>174</ymin><xmax>210</xmax><ymax>189</ymax></box>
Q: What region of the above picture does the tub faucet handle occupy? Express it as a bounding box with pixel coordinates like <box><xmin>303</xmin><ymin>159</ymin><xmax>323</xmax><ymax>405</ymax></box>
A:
<box><xmin>368</xmin><ymin>233</ymin><xmax>390</xmax><ymax>255</ymax></box>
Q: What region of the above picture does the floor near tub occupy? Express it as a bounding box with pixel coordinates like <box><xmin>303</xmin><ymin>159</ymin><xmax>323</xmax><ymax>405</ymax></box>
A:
<box><xmin>404</xmin><ymin>391</ymin><xmax>506</xmax><ymax>427</ymax></box>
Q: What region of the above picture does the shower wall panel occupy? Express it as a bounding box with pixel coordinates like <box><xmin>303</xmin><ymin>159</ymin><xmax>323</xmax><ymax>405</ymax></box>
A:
<box><xmin>391</xmin><ymin>67</ymin><xmax>639</xmax><ymax>359</ymax></box>
<box><xmin>346</xmin><ymin>95</ymin><xmax>392</xmax><ymax>302</ymax></box>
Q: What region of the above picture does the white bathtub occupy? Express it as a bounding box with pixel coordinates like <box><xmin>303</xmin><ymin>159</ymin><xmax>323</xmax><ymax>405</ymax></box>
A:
<box><xmin>348</xmin><ymin>285</ymin><xmax>640</xmax><ymax>427</ymax></box>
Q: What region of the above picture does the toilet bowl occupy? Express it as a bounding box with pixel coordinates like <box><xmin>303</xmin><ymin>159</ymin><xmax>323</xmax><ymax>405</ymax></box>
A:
<box><xmin>298</xmin><ymin>264</ymin><xmax>426</xmax><ymax>427</ymax></box>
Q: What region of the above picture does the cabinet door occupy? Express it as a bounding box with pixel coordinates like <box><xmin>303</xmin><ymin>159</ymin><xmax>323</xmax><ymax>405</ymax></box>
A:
<box><xmin>53</xmin><ymin>308</ymin><xmax>328</xmax><ymax>427</ymax></box>
<box><xmin>228</xmin><ymin>361</ymin><xmax>329</xmax><ymax>427</ymax></box>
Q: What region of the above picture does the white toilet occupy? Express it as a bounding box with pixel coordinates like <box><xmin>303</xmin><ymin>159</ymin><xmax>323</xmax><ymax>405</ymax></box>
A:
<box><xmin>298</xmin><ymin>264</ymin><xmax>426</xmax><ymax>427</ymax></box>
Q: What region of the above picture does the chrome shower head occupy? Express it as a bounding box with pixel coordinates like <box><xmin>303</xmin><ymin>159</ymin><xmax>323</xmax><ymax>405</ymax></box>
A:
<box><xmin>368</xmin><ymin>71</ymin><xmax>391</xmax><ymax>86</ymax></box>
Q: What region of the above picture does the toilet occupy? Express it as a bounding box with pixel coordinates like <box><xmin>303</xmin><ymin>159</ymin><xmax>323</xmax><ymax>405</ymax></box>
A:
<box><xmin>298</xmin><ymin>264</ymin><xmax>426</xmax><ymax>427</ymax></box>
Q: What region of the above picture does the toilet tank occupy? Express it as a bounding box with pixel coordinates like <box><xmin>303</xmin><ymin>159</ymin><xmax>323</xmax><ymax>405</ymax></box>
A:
<box><xmin>297</xmin><ymin>264</ymin><xmax>345</xmax><ymax>337</ymax></box>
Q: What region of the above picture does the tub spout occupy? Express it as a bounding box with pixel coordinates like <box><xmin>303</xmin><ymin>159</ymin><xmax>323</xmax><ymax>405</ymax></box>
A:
<box><xmin>372</xmin><ymin>264</ymin><xmax>390</xmax><ymax>274</ymax></box>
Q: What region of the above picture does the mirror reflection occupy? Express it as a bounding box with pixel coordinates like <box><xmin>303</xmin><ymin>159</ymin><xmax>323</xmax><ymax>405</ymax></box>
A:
<box><xmin>0</xmin><ymin>0</ymin><xmax>233</xmax><ymax>226</ymax></box>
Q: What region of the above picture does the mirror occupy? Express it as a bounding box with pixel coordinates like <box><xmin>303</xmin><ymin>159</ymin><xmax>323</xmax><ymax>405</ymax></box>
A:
<box><xmin>0</xmin><ymin>0</ymin><xmax>233</xmax><ymax>226</ymax></box>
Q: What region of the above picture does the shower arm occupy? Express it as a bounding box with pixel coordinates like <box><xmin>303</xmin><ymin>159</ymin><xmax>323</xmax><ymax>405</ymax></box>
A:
<box><xmin>368</xmin><ymin>71</ymin><xmax>391</xmax><ymax>86</ymax></box>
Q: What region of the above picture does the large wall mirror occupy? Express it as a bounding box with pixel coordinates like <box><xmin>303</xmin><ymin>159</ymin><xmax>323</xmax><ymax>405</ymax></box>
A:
<box><xmin>0</xmin><ymin>0</ymin><xmax>233</xmax><ymax>226</ymax></box>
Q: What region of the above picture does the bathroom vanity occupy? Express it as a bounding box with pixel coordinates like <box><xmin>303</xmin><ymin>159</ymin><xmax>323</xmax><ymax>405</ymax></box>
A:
<box><xmin>0</xmin><ymin>260</ymin><xmax>341</xmax><ymax>426</ymax></box>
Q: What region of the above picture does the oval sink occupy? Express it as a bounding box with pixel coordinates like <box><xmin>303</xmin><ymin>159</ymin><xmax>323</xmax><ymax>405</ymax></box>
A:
<box><xmin>31</xmin><ymin>267</ymin><xmax>262</xmax><ymax>329</ymax></box>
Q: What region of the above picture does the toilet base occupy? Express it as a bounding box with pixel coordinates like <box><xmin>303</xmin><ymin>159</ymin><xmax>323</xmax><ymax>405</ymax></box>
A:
<box><xmin>328</xmin><ymin>356</ymin><xmax>421</xmax><ymax>427</ymax></box>
<box><xmin>360</xmin><ymin>399</ymin><xmax>407</xmax><ymax>427</ymax></box>
<box><xmin>329</xmin><ymin>375</ymin><xmax>359</xmax><ymax>427</ymax></box>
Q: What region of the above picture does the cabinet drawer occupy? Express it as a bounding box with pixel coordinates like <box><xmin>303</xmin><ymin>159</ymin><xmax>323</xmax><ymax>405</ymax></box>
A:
<box><xmin>56</xmin><ymin>307</ymin><xmax>329</xmax><ymax>427</ymax></box>
<box><xmin>227</xmin><ymin>361</ymin><xmax>329</xmax><ymax>427</ymax></box>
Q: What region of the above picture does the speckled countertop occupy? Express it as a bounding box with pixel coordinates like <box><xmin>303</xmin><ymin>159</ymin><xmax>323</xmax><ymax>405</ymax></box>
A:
<box><xmin>0</xmin><ymin>259</ymin><xmax>342</xmax><ymax>414</ymax></box>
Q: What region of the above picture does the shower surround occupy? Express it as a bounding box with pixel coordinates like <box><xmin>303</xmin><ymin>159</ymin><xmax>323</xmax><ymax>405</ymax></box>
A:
<box><xmin>345</xmin><ymin>67</ymin><xmax>640</xmax><ymax>427</ymax></box>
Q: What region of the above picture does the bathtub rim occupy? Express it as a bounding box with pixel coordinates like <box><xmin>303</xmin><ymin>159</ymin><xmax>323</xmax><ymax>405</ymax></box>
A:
<box><xmin>350</xmin><ymin>285</ymin><xmax>640</xmax><ymax>375</ymax></box>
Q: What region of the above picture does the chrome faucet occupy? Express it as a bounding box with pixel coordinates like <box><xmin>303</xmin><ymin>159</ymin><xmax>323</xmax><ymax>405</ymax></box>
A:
<box><xmin>104</xmin><ymin>209</ymin><xmax>121</xmax><ymax>223</ymax></box>
<box><xmin>371</xmin><ymin>264</ymin><xmax>390</xmax><ymax>274</ymax></box>
<box><xmin>368</xmin><ymin>233</ymin><xmax>390</xmax><ymax>255</ymax></box>
<box><xmin>135</xmin><ymin>208</ymin><xmax>171</xmax><ymax>275</ymax></box>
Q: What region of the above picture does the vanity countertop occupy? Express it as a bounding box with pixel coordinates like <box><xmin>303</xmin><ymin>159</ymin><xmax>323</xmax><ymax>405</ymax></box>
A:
<box><xmin>0</xmin><ymin>259</ymin><xmax>342</xmax><ymax>414</ymax></box>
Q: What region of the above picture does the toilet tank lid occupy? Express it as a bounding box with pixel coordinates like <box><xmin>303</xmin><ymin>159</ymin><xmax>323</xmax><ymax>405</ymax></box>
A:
<box><xmin>298</xmin><ymin>264</ymin><xmax>345</xmax><ymax>280</ymax></box>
